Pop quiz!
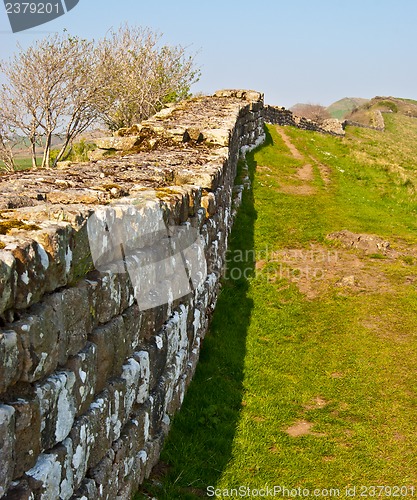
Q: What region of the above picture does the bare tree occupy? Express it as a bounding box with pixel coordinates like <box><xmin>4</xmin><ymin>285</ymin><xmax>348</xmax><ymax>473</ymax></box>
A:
<box><xmin>0</xmin><ymin>61</ymin><xmax>43</xmax><ymax>168</ymax></box>
<box><xmin>0</xmin><ymin>33</ymin><xmax>99</xmax><ymax>168</ymax></box>
<box><xmin>95</xmin><ymin>25</ymin><xmax>200</xmax><ymax>130</ymax></box>
<box><xmin>293</xmin><ymin>103</ymin><xmax>331</xmax><ymax>124</ymax></box>
<box><xmin>0</xmin><ymin>27</ymin><xmax>200</xmax><ymax>168</ymax></box>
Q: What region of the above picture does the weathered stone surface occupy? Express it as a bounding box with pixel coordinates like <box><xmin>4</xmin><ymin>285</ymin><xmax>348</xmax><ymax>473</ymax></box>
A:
<box><xmin>25</xmin><ymin>441</ymin><xmax>74</xmax><ymax>500</ymax></box>
<box><xmin>65</xmin><ymin>342</ymin><xmax>97</xmax><ymax>416</ymax></box>
<box><xmin>71</xmin><ymin>478</ymin><xmax>98</xmax><ymax>499</ymax></box>
<box><xmin>0</xmin><ymin>330</ymin><xmax>22</xmax><ymax>393</ymax></box>
<box><xmin>47</xmin><ymin>189</ymin><xmax>110</xmax><ymax>205</ymax></box>
<box><xmin>201</xmin><ymin>128</ymin><xmax>230</xmax><ymax>146</ymax></box>
<box><xmin>321</xmin><ymin>118</ymin><xmax>345</xmax><ymax>136</ymax></box>
<box><xmin>0</xmin><ymin>89</ymin><xmax>267</xmax><ymax>497</ymax></box>
<box><xmin>214</xmin><ymin>89</ymin><xmax>263</xmax><ymax>101</ymax></box>
<box><xmin>88</xmin><ymin>449</ymin><xmax>119</xmax><ymax>499</ymax></box>
<box><xmin>112</xmin><ymin>419</ymin><xmax>143</xmax><ymax>488</ymax></box>
<box><xmin>12</xmin><ymin>303</ymin><xmax>59</xmax><ymax>383</ymax></box>
<box><xmin>121</xmin><ymin>305</ymin><xmax>143</xmax><ymax>353</ymax></box>
<box><xmin>89</xmin><ymin>317</ymin><xmax>127</xmax><ymax>392</ymax></box>
<box><xmin>86</xmin><ymin>390</ymin><xmax>113</xmax><ymax>469</ymax></box>
<box><xmin>10</xmin><ymin>398</ymin><xmax>41</xmax><ymax>477</ymax></box>
<box><xmin>0</xmin><ymin>251</ymin><xmax>17</xmax><ymax>318</ymax></box>
<box><xmin>133</xmin><ymin>351</ymin><xmax>151</xmax><ymax>406</ymax></box>
<box><xmin>96</xmin><ymin>136</ymin><xmax>141</xmax><ymax>151</ymax></box>
<box><xmin>2</xmin><ymin>479</ymin><xmax>34</xmax><ymax>499</ymax></box>
<box><xmin>35</xmin><ymin>371</ymin><xmax>76</xmax><ymax>450</ymax></box>
<box><xmin>28</xmin><ymin>222</ymin><xmax>73</xmax><ymax>291</ymax></box>
<box><xmin>0</xmin><ymin>405</ymin><xmax>15</xmax><ymax>497</ymax></box>
<box><xmin>45</xmin><ymin>286</ymin><xmax>91</xmax><ymax>364</ymax></box>
<box><xmin>5</xmin><ymin>238</ymin><xmax>51</xmax><ymax>310</ymax></box>
<box><xmin>68</xmin><ymin>416</ymin><xmax>95</xmax><ymax>490</ymax></box>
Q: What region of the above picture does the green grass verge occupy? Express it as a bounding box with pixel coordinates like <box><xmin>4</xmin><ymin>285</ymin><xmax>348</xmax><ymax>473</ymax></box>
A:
<box><xmin>135</xmin><ymin>116</ymin><xmax>417</xmax><ymax>498</ymax></box>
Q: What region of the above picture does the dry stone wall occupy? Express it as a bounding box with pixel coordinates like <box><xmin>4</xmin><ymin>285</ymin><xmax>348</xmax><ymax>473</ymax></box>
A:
<box><xmin>263</xmin><ymin>105</ymin><xmax>345</xmax><ymax>136</ymax></box>
<box><xmin>0</xmin><ymin>90</ymin><xmax>265</xmax><ymax>499</ymax></box>
<box><xmin>343</xmin><ymin>110</ymin><xmax>385</xmax><ymax>131</ymax></box>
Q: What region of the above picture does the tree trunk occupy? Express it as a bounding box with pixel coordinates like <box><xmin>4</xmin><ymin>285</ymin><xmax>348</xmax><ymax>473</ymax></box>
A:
<box><xmin>41</xmin><ymin>132</ymin><xmax>52</xmax><ymax>168</ymax></box>
<box><xmin>30</xmin><ymin>137</ymin><xmax>37</xmax><ymax>169</ymax></box>
<box><xmin>52</xmin><ymin>136</ymin><xmax>71</xmax><ymax>168</ymax></box>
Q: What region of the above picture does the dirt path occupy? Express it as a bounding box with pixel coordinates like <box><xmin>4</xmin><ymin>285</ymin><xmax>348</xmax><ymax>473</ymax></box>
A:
<box><xmin>275</xmin><ymin>126</ymin><xmax>330</xmax><ymax>187</ymax></box>
<box><xmin>275</xmin><ymin>126</ymin><xmax>305</xmax><ymax>160</ymax></box>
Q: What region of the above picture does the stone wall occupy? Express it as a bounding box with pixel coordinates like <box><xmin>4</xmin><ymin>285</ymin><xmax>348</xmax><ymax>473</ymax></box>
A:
<box><xmin>263</xmin><ymin>105</ymin><xmax>345</xmax><ymax>136</ymax></box>
<box><xmin>0</xmin><ymin>90</ymin><xmax>265</xmax><ymax>499</ymax></box>
<box><xmin>343</xmin><ymin>110</ymin><xmax>385</xmax><ymax>131</ymax></box>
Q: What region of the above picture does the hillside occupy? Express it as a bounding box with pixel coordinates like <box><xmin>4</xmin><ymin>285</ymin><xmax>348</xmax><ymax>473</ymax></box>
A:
<box><xmin>326</xmin><ymin>97</ymin><xmax>369</xmax><ymax>119</ymax></box>
<box><xmin>291</xmin><ymin>98</ymin><xmax>369</xmax><ymax>120</ymax></box>
<box><xmin>137</xmin><ymin>109</ymin><xmax>417</xmax><ymax>498</ymax></box>
<box><xmin>346</xmin><ymin>95</ymin><xmax>417</xmax><ymax>127</ymax></box>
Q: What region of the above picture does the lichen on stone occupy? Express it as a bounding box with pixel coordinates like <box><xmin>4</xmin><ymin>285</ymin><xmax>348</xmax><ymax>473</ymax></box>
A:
<box><xmin>0</xmin><ymin>219</ymin><xmax>41</xmax><ymax>235</ymax></box>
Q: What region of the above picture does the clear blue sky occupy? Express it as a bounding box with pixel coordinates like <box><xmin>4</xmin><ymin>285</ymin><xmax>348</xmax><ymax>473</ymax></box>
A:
<box><xmin>1</xmin><ymin>0</ymin><xmax>416</xmax><ymax>108</ymax></box>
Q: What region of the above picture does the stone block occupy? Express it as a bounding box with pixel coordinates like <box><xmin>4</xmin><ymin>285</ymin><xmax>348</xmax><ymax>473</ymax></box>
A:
<box><xmin>143</xmin><ymin>434</ymin><xmax>164</xmax><ymax>479</ymax></box>
<box><xmin>132</xmin><ymin>351</ymin><xmax>151</xmax><ymax>405</ymax></box>
<box><xmin>68</xmin><ymin>219</ymin><xmax>95</xmax><ymax>285</ymax></box>
<box><xmin>0</xmin><ymin>330</ymin><xmax>22</xmax><ymax>394</ymax></box>
<box><xmin>88</xmin><ymin>449</ymin><xmax>119</xmax><ymax>499</ymax></box>
<box><xmin>88</xmin><ymin>317</ymin><xmax>127</xmax><ymax>393</ymax></box>
<box><xmin>139</xmin><ymin>303</ymin><xmax>168</xmax><ymax>342</ymax></box>
<box><xmin>95</xmin><ymin>136</ymin><xmax>141</xmax><ymax>151</ymax></box>
<box><xmin>122</xmin><ymin>305</ymin><xmax>143</xmax><ymax>353</ymax></box>
<box><xmin>45</xmin><ymin>286</ymin><xmax>91</xmax><ymax>364</ymax></box>
<box><xmin>131</xmin><ymin>345</ymin><xmax>154</xmax><ymax>399</ymax></box>
<box><xmin>25</xmin><ymin>441</ymin><xmax>74</xmax><ymax>500</ymax></box>
<box><xmin>12</xmin><ymin>303</ymin><xmax>59</xmax><ymax>383</ymax></box>
<box><xmin>112</xmin><ymin>420</ymin><xmax>142</xmax><ymax>486</ymax></box>
<box><xmin>120</xmin><ymin>357</ymin><xmax>142</xmax><ymax>419</ymax></box>
<box><xmin>164</xmin><ymin>305</ymin><xmax>189</xmax><ymax>369</ymax></box>
<box><xmin>65</xmin><ymin>342</ymin><xmax>97</xmax><ymax>416</ymax></box>
<box><xmin>68</xmin><ymin>415</ymin><xmax>96</xmax><ymax>490</ymax></box>
<box><xmin>86</xmin><ymin>391</ymin><xmax>112</xmax><ymax>469</ymax></box>
<box><xmin>156</xmin><ymin>186</ymin><xmax>190</xmax><ymax>225</ymax></box>
<box><xmin>10</xmin><ymin>398</ymin><xmax>41</xmax><ymax>478</ymax></box>
<box><xmin>29</xmin><ymin>222</ymin><xmax>73</xmax><ymax>291</ymax></box>
<box><xmin>2</xmin><ymin>479</ymin><xmax>34</xmax><ymax>499</ymax></box>
<box><xmin>6</xmin><ymin>238</ymin><xmax>51</xmax><ymax>309</ymax></box>
<box><xmin>71</xmin><ymin>478</ymin><xmax>98</xmax><ymax>499</ymax></box>
<box><xmin>201</xmin><ymin>191</ymin><xmax>216</xmax><ymax>217</ymax></box>
<box><xmin>0</xmin><ymin>405</ymin><xmax>15</xmax><ymax>498</ymax></box>
<box><xmin>0</xmin><ymin>251</ymin><xmax>17</xmax><ymax>318</ymax></box>
<box><xmin>86</xmin><ymin>270</ymin><xmax>124</xmax><ymax>326</ymax></box>
<box><xmin>116</xmin><ymin>481</ymin><xmax>134</xmax><ymax>500</ymax></box>
<box><xmin>35</xmin><ymin>371</ymin><xmax>76</xmax><ymax>450</ymax></box>
<box><xmin>47</xmin><ymin>189</ymin><xmax>109</xmax><ymax>205</ymax></box>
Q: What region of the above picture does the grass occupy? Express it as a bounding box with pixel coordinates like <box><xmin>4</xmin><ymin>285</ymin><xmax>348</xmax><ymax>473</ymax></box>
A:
<box><xmin>135</xmin><ymin>116</ymin><xmax>417</xmax><ymax>498</ymax></box>
<box><xmin>0</xmin><ymin>157</ymin><xmax>34</xmax><ymax>172</ymax></box>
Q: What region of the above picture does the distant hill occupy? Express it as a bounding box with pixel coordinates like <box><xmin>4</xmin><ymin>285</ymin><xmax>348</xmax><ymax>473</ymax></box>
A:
<box><xmin>326</xmin><ymin>97</ymin><xmax>370</xmax><ymax>119</ymax></box>
<box><xmin>345</xmin><ymin>96</ymin><xmax>417</xmax><ymax>128</ymax></box>
<box><xmin>290</xmin><ymin>98</ymin><xmax>369</xmax><ymax>120</ymax></box>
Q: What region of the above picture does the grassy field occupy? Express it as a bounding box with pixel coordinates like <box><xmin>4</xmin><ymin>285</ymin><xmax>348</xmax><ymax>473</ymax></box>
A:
<box><xmin>136</xmin><ymin>115</ymin><xmax>417</xmax><ymax>498</ymax></box>
<box><xmin>0</xmin><ymin>157</ymin><xmax>34</xmax><ymax>171</ymax></box>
